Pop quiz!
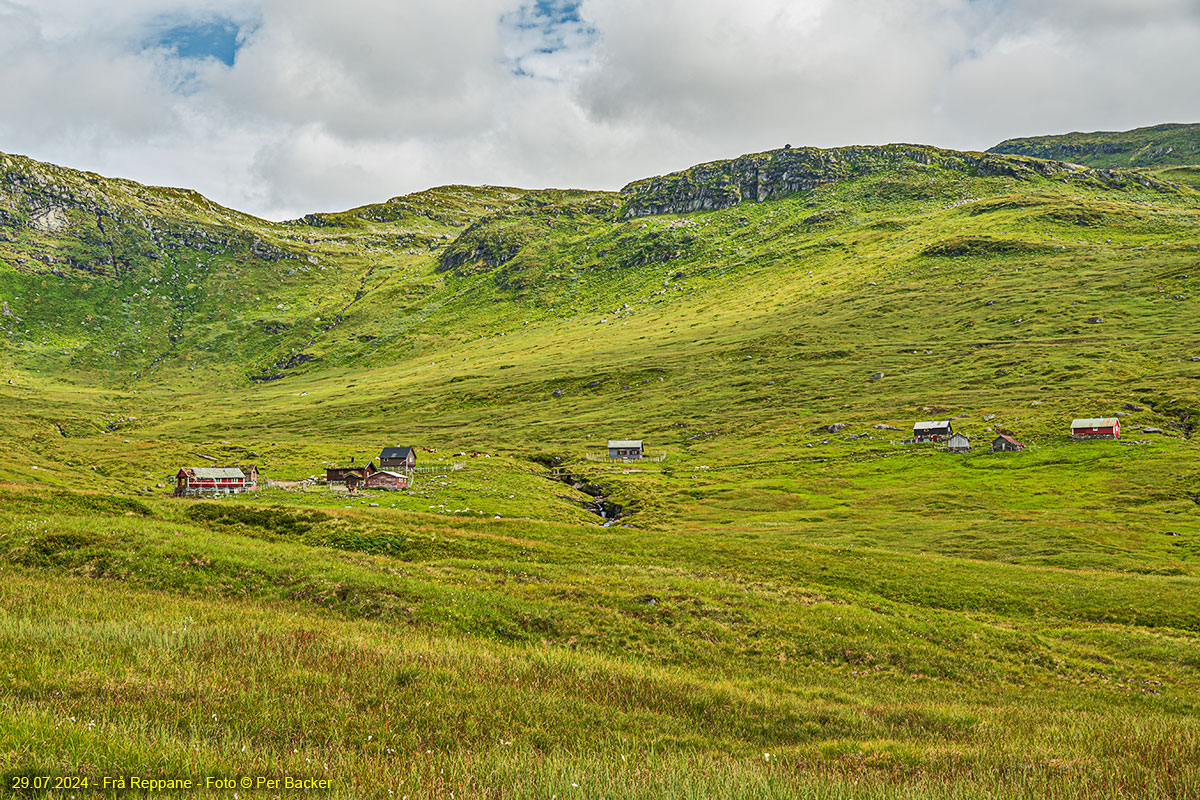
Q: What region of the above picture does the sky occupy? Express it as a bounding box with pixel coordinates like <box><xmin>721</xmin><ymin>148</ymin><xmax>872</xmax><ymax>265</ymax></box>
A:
<box><xmin>1</xmin><ymin>0</ymin><xmax>1199</xmax><ymax>220</ymax></box>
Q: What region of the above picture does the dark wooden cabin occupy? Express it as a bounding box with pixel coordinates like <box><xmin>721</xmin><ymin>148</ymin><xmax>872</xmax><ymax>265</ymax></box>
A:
<box><xmin>379</xmin><ymin>447</ymin><xmax>417</xmax><ymax>470</ymax></box>
<box><xmin>990</xmin><ymin>434</ymin><xmax>1025</xmax><ymax>453</ymax></box>
<box><xmin>913</xmin><ymin>420</ymin><xmax>953</xmax><ymax>443</ymax></box>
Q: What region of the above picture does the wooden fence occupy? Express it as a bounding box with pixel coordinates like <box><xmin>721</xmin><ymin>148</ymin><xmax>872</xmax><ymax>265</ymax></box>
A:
<box><xmin>584</xmin><ymin>452</ymin><xmax>667</xmax><ymax>463</ymax></box>
<box><xmin>411</xmin><ymin>463</ymin><xmax>465</xmax><ymax>475</ymax></box>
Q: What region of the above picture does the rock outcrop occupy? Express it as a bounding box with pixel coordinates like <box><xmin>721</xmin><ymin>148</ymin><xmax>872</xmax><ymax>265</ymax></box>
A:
<box><xmin>618</xmin><ymin>144</ymin><xmax>1177</xmax><ymax>219</ymax></box>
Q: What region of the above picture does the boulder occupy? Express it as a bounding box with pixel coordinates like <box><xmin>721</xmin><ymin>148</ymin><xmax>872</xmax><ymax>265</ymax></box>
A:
<box><xmin>551</xmin><ymin>388</ymin><xmax>564</xmax><ymax>397</ymax></box>
<box><xmin>824</xmin><ymin>423</ymin><xmax>848</xmax><ymax>433</ymax></box>
<box><xmin>872</xmin><ymin>424</ymin><xmax>901</xmax><ymax>431</ymax></box>
<box><xmin>1124</xmin><ymin>403</ymin><xmax>1144</xmax><ymax>412</ymax></box>
<box><xmin>585</xmin><ymin>380</ymin><xmax>601</xmax><ymax>388</ymax></box>
<box><xmin>1142</xmin><ymin>427</ymin><xmax>1164</xmax><ymax>434</ymax></box>
<box><xmin>869</xmin><ymin>372</ymin><xmax>884</xmax><ymax>381</ymax></box>
<box><xmin>1085</xmin><ymin>316</ymin><xmax>1103</xmax><ymax>324</ymax></box>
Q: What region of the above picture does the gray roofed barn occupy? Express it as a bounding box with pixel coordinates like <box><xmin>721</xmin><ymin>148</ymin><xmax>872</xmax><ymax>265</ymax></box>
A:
<box><xmin>607</xmin><ymin>440</ymin><xmax>644</xmax><ymax>459</ymax></box>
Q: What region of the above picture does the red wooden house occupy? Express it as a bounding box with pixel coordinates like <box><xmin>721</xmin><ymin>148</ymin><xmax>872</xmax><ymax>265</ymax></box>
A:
<box><xmin>174</xmin><ymin>466</ymin><xmax>258</xmax><ymax>497</ymax></box>
<box><xmin>1071</xmin><ymin>417</ymin><xmax>1120</xmax><ymax>441</ymax></box>
<box><xmin>365</xmin><ymin>470</ymin><xmax>410</xmax><ymax>490</ymax></box>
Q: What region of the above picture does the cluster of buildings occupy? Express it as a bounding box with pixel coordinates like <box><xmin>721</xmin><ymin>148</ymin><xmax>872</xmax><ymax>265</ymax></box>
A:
<box><xmin>170</xmin><ymin>418</ymin><xmax>1125</xmax><ymax>498</ymax></box>
<box><xmin>912</xmin><ymin>417</ymin><xmax>1121</xmax><ymax>453</ymax></box>
<box><xmin>323</xmin><ymin>446</ymin><xmax>417</xmax><ymax>491</ymax></box>
<box><xmin>173</xmin><ymin>446</ymin><xmax>419</xmax><ymax>497</ymax></box>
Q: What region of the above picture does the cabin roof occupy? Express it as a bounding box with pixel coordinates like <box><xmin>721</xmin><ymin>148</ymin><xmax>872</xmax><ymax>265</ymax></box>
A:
<box><xmin>994</xmin><ymin>434</ymin><xmax>1024</xmax><ymax>446</ymax></box>
<box><xmin>1071</xmin><ymin>418</ymin><xmax>1119</xmax><ymax>428</ymax></box>
<box><xmin>608</xmin><ymin>440</ymin><xmax>643</xmax><ymax>448</ymax></box>
<box><xmin>380</xmin><ymin>446</ymin><xmax>414</xmax><ymax>460</ymax></box>
<box><xmin>183</xmin><ymin>467</ymin><xmax>245</xmax><ymax>479</ymax></box>
<box><xmin>913</xmin><ymin>420</ymin><xmax>952</xmax><ymax>430</ymax></box>
<box><xmin>374</xmin><ymin>470</ymin><xmax>407</xmax><ymax>479</ymax></box>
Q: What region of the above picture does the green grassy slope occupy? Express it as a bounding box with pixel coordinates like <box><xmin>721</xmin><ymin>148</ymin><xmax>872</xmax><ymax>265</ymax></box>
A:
<box><xmin>1</xmin><ymin>142</ymin><xmax>1200</xmax><ymax>798</ymax></box>
<box><xmin>989</xmin><ymin>122</ymin><xmax>1200</xmax><ymax>170</ymax></box>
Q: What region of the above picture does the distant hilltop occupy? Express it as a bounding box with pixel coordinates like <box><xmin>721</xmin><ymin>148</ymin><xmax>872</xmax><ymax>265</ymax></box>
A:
<box><xmin>988</xmin><ymin>122</ymin><xmax>1200</xmax><ymax>170</ymax></box>
<box><xmin>618</xmin><ymin>142</ymin><xmax>1176</xmax><ymax>219</ymax></box>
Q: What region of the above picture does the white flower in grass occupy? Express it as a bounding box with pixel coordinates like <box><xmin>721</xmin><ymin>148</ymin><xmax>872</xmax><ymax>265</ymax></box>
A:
<box><xmin>763</xmin><ymin>752</ymin><xmax>771</xmax><ymax>761</ymax></box>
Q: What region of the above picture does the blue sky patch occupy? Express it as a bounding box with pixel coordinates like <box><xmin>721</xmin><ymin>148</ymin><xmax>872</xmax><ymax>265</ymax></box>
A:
<box><xmin>501</xmin><ymin>0</ymin><xmax>597</xmax><ymax>79</ymax></box>
<box><xmin>149</xmin><ymin>17</ymin><xmax>244</xmax><ymax>67</ymax></box>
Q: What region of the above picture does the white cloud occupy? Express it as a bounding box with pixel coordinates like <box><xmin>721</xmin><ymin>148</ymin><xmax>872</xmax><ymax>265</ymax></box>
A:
<box><xmin>0</xmin><ymin>0</ymin><xmax>1198</xmax><ymax>219</ymax></box>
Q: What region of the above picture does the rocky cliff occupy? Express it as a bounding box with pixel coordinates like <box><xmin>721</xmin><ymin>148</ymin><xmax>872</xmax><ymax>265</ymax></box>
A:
<box><xmin>0</xmin><ymin>152</ymin><xmax>303</xmax><ymax>278</ymax></box>
<box><xmin>618</xmin><ymin>143</ymin><xmax>1176</xmax><ymax>218</ymax></box>
<box><xmin>988</xmin><ymin>123</ymin><xmax>1200</xmax><ymax>169</ymax></box>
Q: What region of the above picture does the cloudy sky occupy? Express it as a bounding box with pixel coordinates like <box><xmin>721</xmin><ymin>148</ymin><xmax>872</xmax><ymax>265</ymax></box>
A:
<box><xmin>1</xmin><ymin>0</ymin><xmax>1198</xmax><ymax>219</ymax></box>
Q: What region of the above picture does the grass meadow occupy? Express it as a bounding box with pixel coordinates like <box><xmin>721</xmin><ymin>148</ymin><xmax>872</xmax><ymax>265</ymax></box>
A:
<box><xmin>1</xmin><ymin>146</ymin><xmax>1199</xmax><ymax>796</ymax></box>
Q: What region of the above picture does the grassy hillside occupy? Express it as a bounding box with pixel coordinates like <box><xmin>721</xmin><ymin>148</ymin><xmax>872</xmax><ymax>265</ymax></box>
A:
<box><xmin>989</xmin><ymin>122</ymin><xmax>1200</xmax><ymax>171</ymax></box>
<box><xmin>2</xmin><ymin>142</ymin><xmax>1200</xmax><ymax>798</ymax></box>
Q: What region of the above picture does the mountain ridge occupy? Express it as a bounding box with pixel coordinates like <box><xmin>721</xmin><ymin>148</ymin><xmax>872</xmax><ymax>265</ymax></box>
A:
<box><xmin>988</xmin><ymin>121</ymin><xmax>1200</xmax><ymax>170</ymax></box>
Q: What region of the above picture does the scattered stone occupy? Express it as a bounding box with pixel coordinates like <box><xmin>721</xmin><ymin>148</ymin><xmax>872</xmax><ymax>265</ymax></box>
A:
<box><xmin>1124</xmin><ymin>403</ymin><xmax>1144</xmax><ymax>412</ymax></box>
<box><xmin>551</xmin><ymin>388</ymin><xmax>564</xmax><ymax>397</ymax></box>
<box><xmin>872</xmin><ymin>424</ymin><xmax>901</xmax><ymax>431</ymax></box>
<box><xmin>1142</xmin><ymin>427</ymin><xmax>1164</xmax><ymax>434</ymax></box>
<box><xmin>369</xmin><ymin>503</ymin><xmax>379</xmax><ymax>507</ymax></box>
<box><xmin>824</xmin><ymin>423</ymin><xmax>848</xmax><ymax>433</ymax></box>
<box><xmin>1165</xmin><ymin>531</ymin><xmax>1181</xmax><ymax>536</ymax></box>
<box><xmin>983</xmin><ymin>414</ymin><xmax>996</xmax><ymax>421</ymax></box>
<box><xmin>585</xmin><ymin>380</ymin><xmax>601</xmax><ymax>388</ymax></box>
<box><xmin>869</xmin><ymin>372</ymin><xmax>884</xmax><ymax>381</ymax></box>
<box><xmin>195</xmin><ymin>453</ymin><xmax>216</xmax><ymax>462</ymax></box>
<box><xmin>1192</xmin><ymin>356</ymin><xmax>1200</xmax><ymax>362</ymax></box>
<box><xmin>1085</xmin><ymin>317</ymin><xmax>1103</xmax><ymax>324</ymax></box>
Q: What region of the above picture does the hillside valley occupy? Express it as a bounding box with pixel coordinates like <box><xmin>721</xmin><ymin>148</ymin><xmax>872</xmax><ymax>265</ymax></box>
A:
<box><xmin>2</xmin><ymin>133</ymin><xmax>1200</xmax><ymax>798</ymax></box>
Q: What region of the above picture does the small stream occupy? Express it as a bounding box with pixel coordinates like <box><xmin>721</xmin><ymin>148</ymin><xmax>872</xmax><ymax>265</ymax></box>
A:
<box><xmin>535</xmin><ymin>456</ymin><xmax>628</xmax><ymax>526</ymax></box>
